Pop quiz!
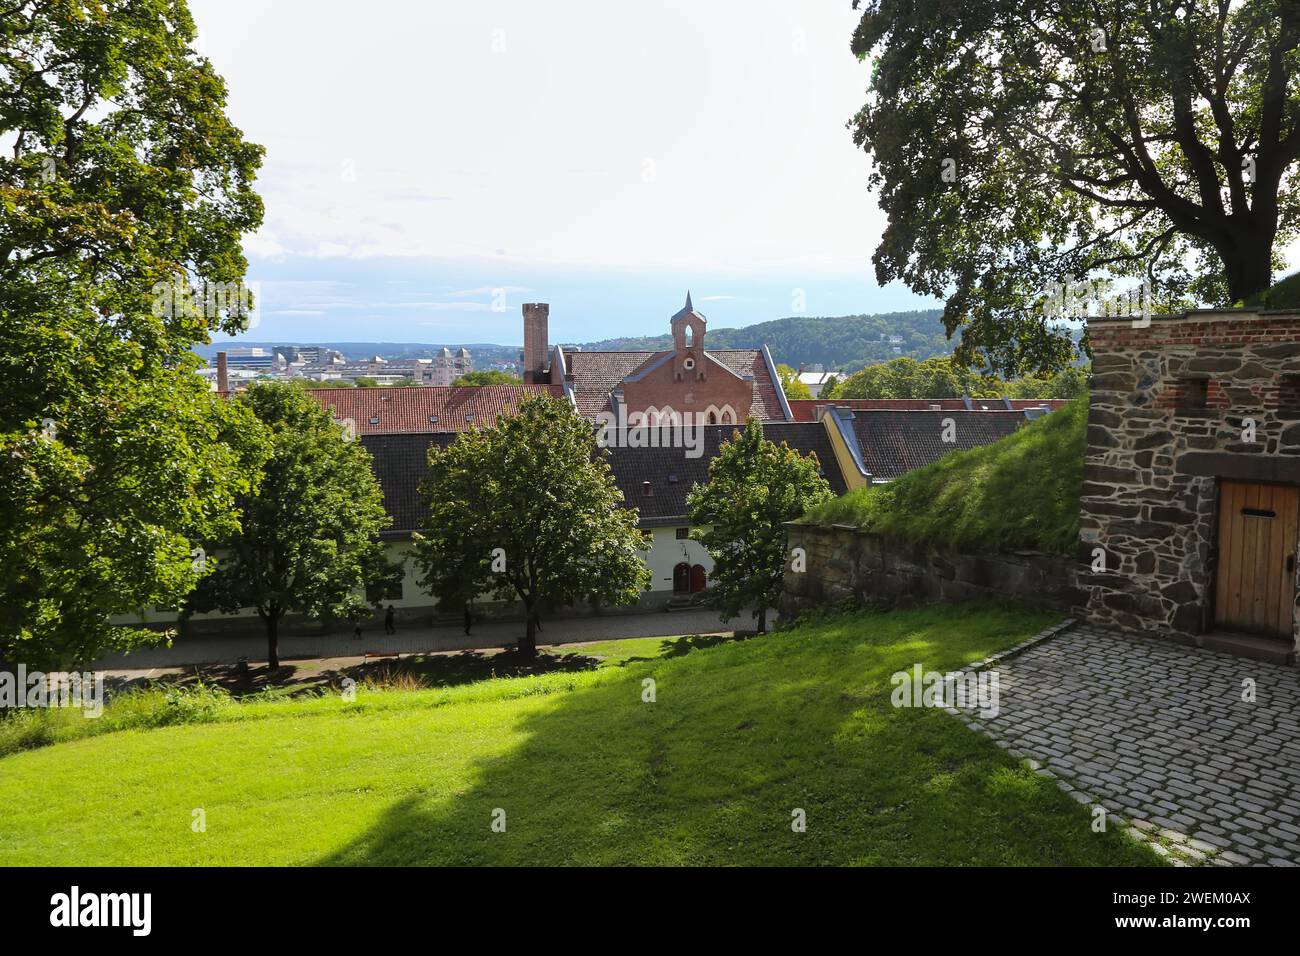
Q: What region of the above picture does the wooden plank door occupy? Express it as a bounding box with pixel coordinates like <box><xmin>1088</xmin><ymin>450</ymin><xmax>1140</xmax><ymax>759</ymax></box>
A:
<box><xmin>1215</xmin><ymin>480</ymin><xmax>1300</xmax><ymax>639</ymax></box>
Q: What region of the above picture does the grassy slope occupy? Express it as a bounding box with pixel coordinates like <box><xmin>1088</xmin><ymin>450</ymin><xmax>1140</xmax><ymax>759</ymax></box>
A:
<box><xmin>0</xmin><ymin>604</ymin><xmax>1157</xmax><ymax>866</ymax></box>
<box><xmin>806</xmin><ymin>398</ymin><xmax>1086</xmax><ymax>554</ymax></box>
<box><xmin>1245</xmin><ymin>270</ymin><xmax>1300</xmax><ymax>309</ymax></box>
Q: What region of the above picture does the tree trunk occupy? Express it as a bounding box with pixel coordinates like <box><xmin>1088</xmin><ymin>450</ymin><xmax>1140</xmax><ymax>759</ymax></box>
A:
<box><xmin>520</xmin><ymin>611</ymin><xmax>537</xmax><ymax>657</ymax></box>
<box><xmin>266</xmin><ymin>613</ymin><xmax>280</xmax><ymax>670</ymax></box>
<box><xmin>1223</xmin><ymin>234</ymin><xmax>1275</xmax><ymax>304</ymax></box>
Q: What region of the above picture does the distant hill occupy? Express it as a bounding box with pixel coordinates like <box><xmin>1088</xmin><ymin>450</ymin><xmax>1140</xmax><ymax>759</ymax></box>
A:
<box><xmin>575</xmin><ymin>310</ymin><xmax>950</xmax><ymax>373</ymax></box>
<box><xmin>196</xmin><ymin>310</ymin><xmax>953</xmax><ymax>373</ymax></box>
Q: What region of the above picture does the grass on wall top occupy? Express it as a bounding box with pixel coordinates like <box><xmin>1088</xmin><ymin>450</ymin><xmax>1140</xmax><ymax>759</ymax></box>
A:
<box><xmin>1245</xmin><ymin>270</ymin><xmax>1300</xmax><ymax>310</ymax></box>
<box><xmin>803</xmin><ymin>397</ymin><xmax>1086</xmax><ymax>555</ymax></box>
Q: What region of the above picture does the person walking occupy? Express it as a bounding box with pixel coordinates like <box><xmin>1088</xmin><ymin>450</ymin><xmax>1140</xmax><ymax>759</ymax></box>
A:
<box><xmin>463</xmin><ymin>600</ymin><xmax>473</xmax><ymax>636</ymax></box>
<box><xmin>384</xmin><ymin>604</ymin><xmax>396</xmax><ymax>635</ymax></box>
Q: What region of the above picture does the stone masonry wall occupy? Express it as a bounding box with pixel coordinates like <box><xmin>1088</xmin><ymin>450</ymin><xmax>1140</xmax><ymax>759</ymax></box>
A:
<box><xmin>780</xmin><ymin>523</ymin><xmax>1080</xmax><ymax>618</ymax></box>
<box><xmin>1081</xmin><ymin>309</ymin><xmax>1300</xmax><ymax>646</ymax></box>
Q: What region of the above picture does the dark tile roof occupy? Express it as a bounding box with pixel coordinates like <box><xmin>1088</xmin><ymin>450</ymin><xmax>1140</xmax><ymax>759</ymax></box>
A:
<box><xmin>848</xmin><ymin>409</ymin><xmax>1029</xmax><ymax>482</ymax></box>
<box><xmin>602</xmin><ymin>422</ymin><xmax>845</xmax><ymax>527</ymax></box>
<box><xmin>565</xmin><ymin>349</ymin><xmax>786</xmax><ymax>421</ymax></box>
<box><xmin>359</xmin><ymin>421</ymin><xmax>845</xmax><ymax>536</ymax></box>
<box><xmin>360</xmin><ymin>433</ymin><xmax>457</xmax><ymax>536</ymax></box>
<box><xmin>309</xmin><ymin>384</ymin><xmax>564</xmax><ymax>435</ymax></box>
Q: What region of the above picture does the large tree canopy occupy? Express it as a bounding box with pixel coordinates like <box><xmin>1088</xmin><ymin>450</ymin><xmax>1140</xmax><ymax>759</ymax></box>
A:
<box><xmin>850</xmin><ymin>0</ymin><xmax>1300</xmax><ymax>374</ymax></box>
<box><xmin>1</xmin><ymin>2</ymin><xmax>266</xmax><ymax>666</ymax></box>
<box><xmin>686</xmin><ymin>420</ymin><xmax>832</xmax><ymax>634</ymax></box>
<box><xmin>412</xmin><ymin>396</ymin><xmax>650</xmax><ymax>656</ymax></box>
<box><xmin>184</xmin><ymin>383</ymin><xmax>395</xmax><ymax>670</ymax></box>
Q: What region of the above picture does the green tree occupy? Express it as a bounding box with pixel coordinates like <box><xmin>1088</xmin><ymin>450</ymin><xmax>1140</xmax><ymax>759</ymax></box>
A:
<box><xmin>776</xmin><ymin>363</ymin><xmax>813</xmax><ymax>400</ymax></box>
<box><xmin>687</xmin><ymin>420</ymin><xmax>833</xmax><ymax>633</ymax></box>
<box><xmin>412</xmin><ymin>396</ymin><xmax>650</xmax><ymax>655</ymax></box>
<box><xmin>184</xmin><ymin>383</ymin><xmax>395</xmax><ymax>669</ymax></box>
<box><xmin>457</xmin><ymin>370</ymin><xmax>523</xmax><ymax>386</ymax></box>
<box><xmin>850</xmin><ymin>0</ymin><xmax>1300</xmax><ymax>373</ymax></box>
<box><xmin>1</xmin><ymin>2</ymin><xmax>266</xmax><ymax>667</ymax></box>
<box><xmin>835</xmin><ymin>356</ymin><xmax>1003</xmax><ymax>400</ymax></box>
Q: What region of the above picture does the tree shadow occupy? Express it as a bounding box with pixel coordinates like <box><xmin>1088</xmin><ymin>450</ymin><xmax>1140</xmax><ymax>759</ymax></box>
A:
<box><xmin>120</xmin><ymin>647</ymin><xmax>605</xmax><ymax>699</ymax></box>
<box><xmin>312</xmin><ymin>611</ymin><xmax>1160</xmax><ymax>867</ymax></box>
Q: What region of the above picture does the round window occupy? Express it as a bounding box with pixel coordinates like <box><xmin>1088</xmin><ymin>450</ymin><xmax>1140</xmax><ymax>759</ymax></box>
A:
<box><xmin>683</xmin><ymin>357</ymin><xmax>695</xmax><ymax>370</ymax></box>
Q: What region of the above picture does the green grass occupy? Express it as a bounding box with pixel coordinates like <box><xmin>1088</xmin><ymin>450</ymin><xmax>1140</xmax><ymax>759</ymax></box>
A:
<box><xmin>0</xmin><ymin>603</ymin><xmax>1159</xmax><ymax>866</ymax></box>
<box><xmin>805</xmin><ymin>397</ymin><xmax>1086</xmax><ymax>554</ymax></box>
<box><xmin>1245</xmin><ymin>269</ymin><xmax>1300</xmax><ymax>310</ymax></box>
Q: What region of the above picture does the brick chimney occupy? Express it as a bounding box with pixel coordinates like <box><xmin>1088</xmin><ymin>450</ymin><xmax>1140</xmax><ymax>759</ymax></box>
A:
<box><xmin>216</xmin><ymin>351</ymin><xmax>229</xmax><ymax>393</ymax></box>
<box><xmin>522</xmin><ymin>303</ymin><xmax>549</xmax><ymax>384</ymax></box>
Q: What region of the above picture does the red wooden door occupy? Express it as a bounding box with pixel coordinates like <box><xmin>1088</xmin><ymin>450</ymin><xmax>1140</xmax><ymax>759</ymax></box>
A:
<box><xmin>672</xmin><ymin>563</ymin><xmax>691</xmax><ymax>595</ymax></box>
<box><xmin>690</xmin><ymin>564</ymin><xmax>707</xmax><ymax>594</ymax></box>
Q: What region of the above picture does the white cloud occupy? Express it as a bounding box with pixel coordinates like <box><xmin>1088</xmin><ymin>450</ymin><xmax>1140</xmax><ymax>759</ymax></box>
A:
<box><xmin>190</xmin><ymin>0</ymin><xmax>881</xmax><ymax>273</ymax></box>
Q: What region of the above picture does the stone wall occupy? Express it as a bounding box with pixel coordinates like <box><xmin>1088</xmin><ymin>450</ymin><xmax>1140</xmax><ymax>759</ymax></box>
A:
<box><xmin>1081</xmin><ymin>309</ymin><xmax>1300</xmax><ymax>646</ymax></box>
<box><xmin>780</xmin><ymin>523</ymin><xmax>1080</xmax><ymax>618</ymax></box>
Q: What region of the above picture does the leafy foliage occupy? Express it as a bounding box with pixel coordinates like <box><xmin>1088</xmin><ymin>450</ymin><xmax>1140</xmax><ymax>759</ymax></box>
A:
<box><xmin>686</xmin><ymin>420</ymin><xmax>833</xmax><ymax>632</ymax></box>
<box><xmin>832</xmin><ymin>355</ymin><xmax>1090</xmax><ymax>400</ymax></box>
<box><xmin>0</xmin><ymin>1</ymin><xmax>266</xmax><ymax>667</ymax></box>
<box><xmin>185</xmin><ymin>383</ymin><xmax>395</xmax><ymax>668</ymax></box>
<box><xmin>457</xmin><ymin>370</ymin><xmax>523</xmax><ymax>386</ymax></box>
<box><xmin>776</xmin><ymin>363</ymin><xmax>813</xmax><ymax>399</ymax></box>
<box><xmin>850</xmin><ymin>0</ymin><xmax>1300</xmax><ymax>373</ymax></box>
<box><xmin>412</xmin><ymin>396</ymin><xmax>651</xmax><ymax>654</ymax></box>
<box><xmin>805</xmin><ymin>398</ymin><xmax>1088</xmax><ymax>554</ymax></box>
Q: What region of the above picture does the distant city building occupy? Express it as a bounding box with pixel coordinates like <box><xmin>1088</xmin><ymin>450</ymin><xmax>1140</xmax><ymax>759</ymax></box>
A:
<box><xmin>420</xmin><ymin>347</ymin><xmax>473</xmax><ymax>386</ymax></box>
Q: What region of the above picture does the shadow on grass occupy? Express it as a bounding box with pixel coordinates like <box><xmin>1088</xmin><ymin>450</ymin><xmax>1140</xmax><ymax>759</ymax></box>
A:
<box><xmin>313</xmin><ymin>608</ymin><xmax>1161</xmax><ymax>867</ymax></box>
<box><xmin>122</xmin><ymin>648</ymin><xmax>604</xmax><ymax>699</ymax></box>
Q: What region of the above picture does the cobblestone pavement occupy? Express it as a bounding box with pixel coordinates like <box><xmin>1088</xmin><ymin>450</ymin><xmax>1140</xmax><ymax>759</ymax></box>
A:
<box><xmin>954</xmin><ymin>623</ymin><xmax>1300</xmax><ymax>866</ymax></box>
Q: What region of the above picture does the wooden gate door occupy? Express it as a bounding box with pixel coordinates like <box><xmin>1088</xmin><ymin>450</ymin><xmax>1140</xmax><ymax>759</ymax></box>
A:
<box><xmin>1215</xmin><ymin>480</ymin><xmax>1300</xmax><ymax>638</ymax></box>
<box><xmin>672</xmin><ymin>562</ymin><xmax>691</xmax><ymax>595</ymax></box>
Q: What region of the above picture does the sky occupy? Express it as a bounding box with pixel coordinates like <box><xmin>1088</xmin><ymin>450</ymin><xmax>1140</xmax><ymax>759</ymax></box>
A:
<box><xmin>190</xmin><ymin>0</ymin><xmax>936</xmax><ymax>346</ymax></box>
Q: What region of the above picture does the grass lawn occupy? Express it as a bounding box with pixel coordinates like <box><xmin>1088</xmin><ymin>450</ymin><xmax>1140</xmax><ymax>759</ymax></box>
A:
<box><xmin>804</xmin><ymin>397</ymin><xmax>1086</xmax><ymax>554</ymax></box>
<box><xmin>0</xmin><ymin>603</ymin><xmax>1160</xmax><ymax>866</ymax></box>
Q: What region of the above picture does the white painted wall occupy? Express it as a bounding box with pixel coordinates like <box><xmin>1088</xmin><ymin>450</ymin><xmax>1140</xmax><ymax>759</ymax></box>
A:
<box><xmin>112</xmin><ymin>529</ymin><xmax>715</xmax><ymax>629</ymax></box>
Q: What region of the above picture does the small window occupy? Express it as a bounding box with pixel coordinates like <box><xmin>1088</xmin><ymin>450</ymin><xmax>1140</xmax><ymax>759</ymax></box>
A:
<box><xmin>369</xmin><ymin>415</ymin><xmax>380</xmax><ymax>425</ymax></box>
<box><xmin>366</xmin><ymin>581</ymin><xmax>403</xmax><ymax>603</ymax></box>
<box><xmin>641</xmin><ymin>481</ymin><xmax>653</xmax><ymax>497</ymax></box>
<box><xmin>1178</xmin><ymin>378</ymin><xmax>1208</xmax><ymax>410</ymax></box>
<box><xmin>465</xmin><ymin>413</ymin><xmax>475</xmax><ymax>422</ymax></box>
<box><xmin>429</xmin><ymin>415</ymin><xmax>439</xmax><ymax>423</ymax></box>
<box><xmin>675</xmin><ymin>527</ymin><xmax>690</xmax><ymax>539</ymax></box>
<box><xmin>1280</xmin><ymin>375</ymin><xmax>1300</xmax><ymax>413</ymax></box>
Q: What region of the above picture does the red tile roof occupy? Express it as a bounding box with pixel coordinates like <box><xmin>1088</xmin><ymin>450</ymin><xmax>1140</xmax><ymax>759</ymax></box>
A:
<box><xmin>307</xmin><ymin>385</ymin><xmax>564</xmax><ymax>435</ymax></box>
<box><xmin>789</xmin><ymin>398</ymin><xmax>1070</xmax><ymax>422</ymax></box>
<box><xmin>565</xmin><ymin>349</ymin><xmax>786</xmax><ymax>421</ymax></box>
